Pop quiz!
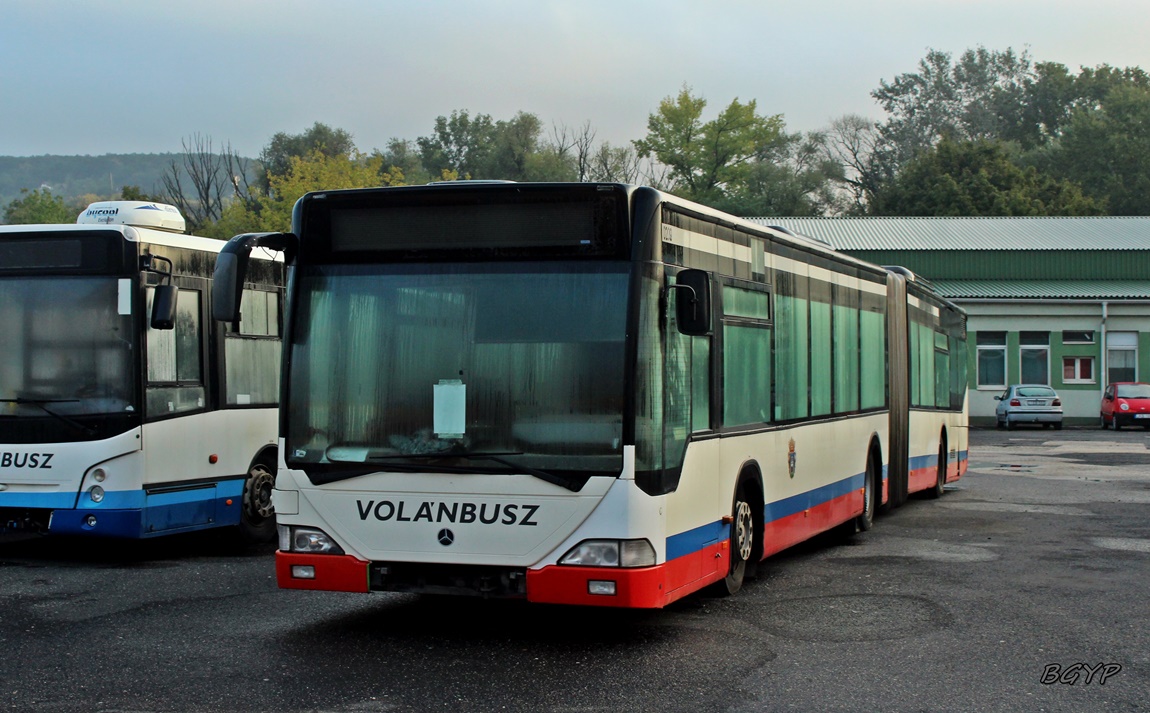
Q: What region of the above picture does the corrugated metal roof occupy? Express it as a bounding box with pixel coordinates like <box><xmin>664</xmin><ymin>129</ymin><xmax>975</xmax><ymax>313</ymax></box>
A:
<box><xmin>748</xmin><ymin>217</ymin><xmax>1150</xmax><ymax>251</ymax></box>
<box><xmin>931</xmin><ymin>280</ymin><xmax>1150</xmax><ymax>300</ymax></box>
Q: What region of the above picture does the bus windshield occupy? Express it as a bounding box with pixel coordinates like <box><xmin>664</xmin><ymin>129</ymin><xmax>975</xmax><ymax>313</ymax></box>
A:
<box><xmin>0</xmin><ymin>276</ymin><xmax>137</xmax><ymax>417</ymax></box>
<box><xmin>286</xmin><ymin>261</ymin><xmax>629</xmax><ymax>480</ymax></box>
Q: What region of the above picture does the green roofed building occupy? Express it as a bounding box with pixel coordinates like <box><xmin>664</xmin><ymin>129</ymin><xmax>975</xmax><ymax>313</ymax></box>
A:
<box><xmin>746</xmin><ymin>216</ymin><xmax>1150</xmax><ymax>426</ymax></box>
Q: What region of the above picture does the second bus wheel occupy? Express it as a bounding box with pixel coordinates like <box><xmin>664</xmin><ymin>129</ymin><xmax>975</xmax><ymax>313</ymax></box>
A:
<box><xmin>239</xmin><ymin>461</ymin><xmax>277</xmax><ymax>543</ymax></box>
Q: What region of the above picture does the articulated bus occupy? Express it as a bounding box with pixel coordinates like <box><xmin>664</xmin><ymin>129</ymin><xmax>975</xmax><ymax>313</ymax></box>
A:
<box><xmin>0</xmin><ymin>202</ymin><xmax>283</xmax><ymax>541</ymax></box>
<box><xmin>212</xmin><ymin>182</ymin><xmax>968</xmax><ymax>607</ymax></box>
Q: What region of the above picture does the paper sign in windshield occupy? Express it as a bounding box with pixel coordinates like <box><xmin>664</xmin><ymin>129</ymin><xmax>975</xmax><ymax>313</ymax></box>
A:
<box><xmin>434</xmin><ymin>380</ymin><xmax>466</xmax><ymax>439</ymax></box>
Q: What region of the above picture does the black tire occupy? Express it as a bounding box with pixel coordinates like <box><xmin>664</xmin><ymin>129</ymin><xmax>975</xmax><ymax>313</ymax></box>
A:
<box><xmin>1006</xmin><ymin>419</ymin><xmax>1016</xmax><ymax>431</ymax></box>
<box><xmin>716</xmin><ymin>482</ymin><xmax>755</xmax><ymax>596</ymax></box>
<box><xmin>926</xmin><ymin>438</ymin><xmax>946</xmax><ymax>499</ymax></box>
<box><xmin>1100</xmin><ymin>415</ymin><xmax>1108</xmax><ymax>430</ymax></box>
<box><xmin>1115</xmin><ymin>420</ymin><xmax>1123</xmax><ymax>432</ymax></box>
<box><xmin>857</xmin><ymin>453</ymin><xmax>878</xmax><ymax>530</ymax></box>
<box><xmin>239</xmin><ymin>461</ymin><xmax>277</xmax><ymax>543</ymax></box>
<box><xmin>996</xmin><ymin>417</ymin><xmax>1004</xmax><ymax>429</ymax></box>
<box><xmin>1054</xmin><ymin>422</ymin><xmax>1063</xmax><ymax>430</ymax></box>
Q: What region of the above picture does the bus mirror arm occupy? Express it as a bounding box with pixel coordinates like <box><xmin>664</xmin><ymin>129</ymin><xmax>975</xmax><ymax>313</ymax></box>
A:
<box><xmin>212</xmin><ymin>232</ymin><xmax>298</xmax><ymax>323</ymax></box>
<box><xmin>142</xmin><ymin>254</ymin><xmax>179</xmax><ymax>330</ymax></box>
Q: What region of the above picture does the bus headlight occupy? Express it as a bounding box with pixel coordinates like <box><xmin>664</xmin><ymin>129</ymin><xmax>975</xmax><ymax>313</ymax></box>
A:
<box><xmin>559</xmin><ymin>539</ymin><xmax>655</xmax><ymax>568</ymax></box>
<box><xmin>279</xmin><ymin>525</ymin><xmax>344</xmax><ymax>555</ymax></box>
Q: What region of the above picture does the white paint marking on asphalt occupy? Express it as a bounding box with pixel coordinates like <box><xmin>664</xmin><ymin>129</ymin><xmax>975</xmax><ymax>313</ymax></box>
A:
<box><xmin>1090</xmin><ymin>537</ymin><xmax>1150</xmax><ymax>554</ymax></box>
<box><xmin>940</xmin><ymin>501</ymin><xmax>1093</xmax><ymax>516</ymax></box>
<box><xmin>828</xmin><ymin>536</ymin><xmax>999</xmax><ymax>563</ymax></box>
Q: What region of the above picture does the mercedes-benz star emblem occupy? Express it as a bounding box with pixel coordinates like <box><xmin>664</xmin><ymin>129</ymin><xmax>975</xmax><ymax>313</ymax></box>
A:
<box><xmin>437</xmin><ymin>528</ymin><xmax>455</xmax><ymax>546</ymax></box>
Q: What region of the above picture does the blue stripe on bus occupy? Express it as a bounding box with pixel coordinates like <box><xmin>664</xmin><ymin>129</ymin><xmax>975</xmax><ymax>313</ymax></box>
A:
<box><xmin>909</xmin><ymin>449</ymin><xmax>971</xmax><ymax>471</ymax></box>
<box><xmin>666</xmin><ymin>472</ymin><xmax>864</xmax><ymax>562</ymax></box>
<box><xmin>666</xmin><ymin>520</ymin><xmax>729</xmax><ymax>561</ymax></box>
<box><xmin>763</xmin><ymin>472</ymin><xmax>865</xmax><ymax>523</ymax></box>
<box><xmin>2</xmin><ymin>480</ymin><xmax>246</xmax><ymax>537</ymax></box>
<box><xmin>0</xmin><ymin>492</ymin><xmax>80</xmax><ymax>509</ymax></box>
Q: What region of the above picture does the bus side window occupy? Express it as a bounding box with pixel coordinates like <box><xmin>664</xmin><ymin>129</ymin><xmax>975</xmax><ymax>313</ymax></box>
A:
<box><xmin>146</xmin><ymin>287</ymin><xmax>205</xmax><ymax>417</ymax></box>
<box><xmin>224</xmin><ymin>288</ymin><xmax>282</xmax><ymax>407</ymax></box>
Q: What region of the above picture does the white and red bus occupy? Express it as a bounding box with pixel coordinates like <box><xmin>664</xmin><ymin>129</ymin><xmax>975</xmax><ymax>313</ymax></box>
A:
<box><xmin>0</xmin><ymin>202</ymin><xmax>283</xmax><ymax>541</ymax></box>
<box><xmin>212</xmin><ymin>183</ymin><xmax>967</xmax><ymax>607</ymax></box>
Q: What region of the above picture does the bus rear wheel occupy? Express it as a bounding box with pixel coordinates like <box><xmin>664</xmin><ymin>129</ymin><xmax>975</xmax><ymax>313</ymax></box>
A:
<box><xmin>239</xmin><ymin>461</ymin><xmax>276</xmax><ymax>543</ymax></box>
<box><xmin>857</xmin><ymin>453</ymin><xmax>878</xmax><ymax>531</ymax></box>
<box><xmin>926</xmin><ymin>437</ymin><xmax>946</xmax><ymax>499</ymax></box>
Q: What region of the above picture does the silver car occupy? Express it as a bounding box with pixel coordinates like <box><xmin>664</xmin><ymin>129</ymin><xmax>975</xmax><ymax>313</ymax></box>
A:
<box><xmin>995</xmin><ymin>384</ymin><xmax>1063</xmax><ymax>429</ymax></box>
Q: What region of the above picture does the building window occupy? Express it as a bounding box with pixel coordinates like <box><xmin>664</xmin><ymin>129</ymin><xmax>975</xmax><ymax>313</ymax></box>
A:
<box><xmin>976</xmin><ymin>331</ymin><xmax>1006</xmax><ymax>388</ymax></box>
<box><xmin>1107</xmin><ymin>331</ymin><xmax>1138</xmax><ymax>383</ymax></box>
<box><xmin>1062</xmin><ymin>356</ymin><xmax>1095</xmax><ymax>384</ymax></box>
<box><xmin>1062</xmin><ymin>330</ymin><xmax>1094</xmax><ymax>344</ymax></box>
<box><xmin>1020</xmin><ymin>331</ymin><xmax>1049</xmax><ymax>385</ymax></box>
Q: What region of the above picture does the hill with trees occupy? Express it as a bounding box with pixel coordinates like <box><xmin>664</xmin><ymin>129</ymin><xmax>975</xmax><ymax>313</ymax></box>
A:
<box><xmin>0</xmin><ymin>153</ymin><xmax>184</xmax><ymax>212</ymax></box>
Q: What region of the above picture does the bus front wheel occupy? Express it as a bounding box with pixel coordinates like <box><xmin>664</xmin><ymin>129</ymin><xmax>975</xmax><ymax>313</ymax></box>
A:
<box><xmin>716</xmin><ymin>481</ymin><xmax>755</xmax><ymax>596</ymax></box>
<box><xmin>239</xmin><ymin>461</ymin><xmax>277</xmax><ymax>543</ymax></box>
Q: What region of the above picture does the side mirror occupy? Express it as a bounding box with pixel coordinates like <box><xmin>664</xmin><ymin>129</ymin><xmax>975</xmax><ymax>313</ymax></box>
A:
<box><xmin>212</xmin><ymin>251</ymin><xmax>242</xmax><ymax>323</ymax></box>
<box><xmin>671</xmin><ymin>269</ymin><xmax>712</xmax><ymax>336</ymax></box>
<box><xmin>993</xmin><ymin>395</ymin><xmax>1001</xmax><ymax>401</ymax></box>
<box><xmin>212</xmin><ymin>232</ymin><xmax>298</xmax><ymax>323</ymax></box>
<box><xmin>150</xmin><ymin>284</ymin><xmax>179</xmax><ymax>330</ymax></box>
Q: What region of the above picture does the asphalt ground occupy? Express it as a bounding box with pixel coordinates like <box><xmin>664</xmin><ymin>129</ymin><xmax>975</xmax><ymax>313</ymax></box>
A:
<box><xmin>1</xmin><ymin>425</ymin><xmax>1147</xmax><ymax>712</ymax></box>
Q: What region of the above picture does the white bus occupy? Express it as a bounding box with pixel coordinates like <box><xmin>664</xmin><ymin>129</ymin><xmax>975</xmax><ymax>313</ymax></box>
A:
<box><xmin>0</xmin><ymin>201</ymin><xmax>284</xmax><ymax>541</ymax></box>
<box><xmin>212</xmin><ymin>183</ymin><xmax>967</xmax><ymax>607</ymax></box>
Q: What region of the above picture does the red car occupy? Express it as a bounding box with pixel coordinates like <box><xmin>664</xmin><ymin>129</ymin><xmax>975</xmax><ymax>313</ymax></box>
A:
<box><xmin>1100</xmin><ymin>382</ymin><xmax>1150</xmax><ymax>430</ymax></box>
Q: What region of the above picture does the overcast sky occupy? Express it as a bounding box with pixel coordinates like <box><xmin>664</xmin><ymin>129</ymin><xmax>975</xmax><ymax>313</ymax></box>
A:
<box><xmin>2</xmin><ymin>0</ymin><xmax>1148</xmax><ymax>158</ymax></box>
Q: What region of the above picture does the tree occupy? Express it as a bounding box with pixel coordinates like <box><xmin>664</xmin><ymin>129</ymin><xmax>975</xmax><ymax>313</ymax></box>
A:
<box><xmin>158</xmin><ymin>133</ymin><xmax>249</xmax><ymax>232</ymax></box>
<box><xmin>871</xmin><ymin>47</ymin><xmax>1036</xmax><ymax>171</ymax></box>
<box><xmin>819</xmin><ymin>114</ymin><xmax>885</xmax><ymax>214</ymax></box>
<box><xmin>714</xmin><ymin>131</ymin><xmax>845</xmax><ymax>217</ymax></box>
<box><xmin>1050</xmin><ymin>84</ymin><xmax>1150</xmax><ymax>214</ymax></box>
<box><xmin>119</xmin><ymin>185</ymin><xmax>160</xmax><ymax>202</ymax></box>
<box><xmin>3</xmin><ymin>187</ymin><xmax>76</xmax><ymax>224</ymax></box>
<box><xmin>588</xmin><ymin>142</ymin><xmax>642</xmax><ymax>183</ymax></box>
<box><xmin>868</xmin><ymin>138</ymin><xmax>1103</xmax><ymax>216</ymax></box>
<box><xmin>485</xmin><ymin>112</ymin><xmax>545</xmax><ymax>180</ymax></box>
<box><xmin>204</xmin><ymin>150</ymin><xmax>401</xmax><ymax>238</ymax></box>
<box><xmin>374</xmin><ymin>139</ymin><xmax>432</xmax><ymax>186</ymax></box>
<box><xmin>258</xmin><ymin>123</ymin><xmax>355</xmax><ymax>189</ymax></box>
<box><xmin>417</xmin><ymin>110</ymin><xmax>496</xmax><ymax>179</ymax></box>
<box><xmin>634</xmin><ymin>86</ymin><xmax>785</xmax><ymax>205</ymax></box>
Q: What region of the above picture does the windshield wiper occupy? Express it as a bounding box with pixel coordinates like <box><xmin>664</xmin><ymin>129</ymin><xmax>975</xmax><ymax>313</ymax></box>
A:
<box><xmin>0</xmin><ymin>398</ymin><xmax>96</xmax><ymax>436</ymax></box>
<box><xmin>368</xmin><ymin>451</ymin><xmax>582</xmax><ymax>492</ymax></box>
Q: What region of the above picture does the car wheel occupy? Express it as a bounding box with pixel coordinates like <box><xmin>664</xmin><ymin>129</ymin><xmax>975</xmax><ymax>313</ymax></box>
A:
<box><xmin>1115</xmin><ymin>420</ymin><xmax>1123</xmax><ymax>431</ymax></box>
<box><xmin>1006</xmin><ymin>418</ymin><xmax>1016</xmax><ymax>431</ymax></box>
<box><xmin>1054</xmin><ymin>422</ymin><xmax>1062</xmax><ymax>430</ymax></box>
<box><xmin>1100</xmin><ymin>415</ymin><xmax>1108</xmax><ymax>430</ymax></box>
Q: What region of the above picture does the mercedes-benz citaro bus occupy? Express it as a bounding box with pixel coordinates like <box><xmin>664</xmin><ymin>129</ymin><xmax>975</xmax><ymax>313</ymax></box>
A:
<box><xmin>211</xmin><ymin>182</ymin><xmax>968</xmax><ymax>607</ymax></box>
<box><xmin>0</xmin><ymin>201</ymin><xmax>284</xmax><ymax>542</ymax></box>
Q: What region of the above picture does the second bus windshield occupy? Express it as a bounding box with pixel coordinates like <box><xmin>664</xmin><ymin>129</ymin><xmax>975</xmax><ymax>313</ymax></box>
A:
<box><xmin>286</xmin><ymin>261</ymin><xmax>630</xmax><ymax>476</ymax></box>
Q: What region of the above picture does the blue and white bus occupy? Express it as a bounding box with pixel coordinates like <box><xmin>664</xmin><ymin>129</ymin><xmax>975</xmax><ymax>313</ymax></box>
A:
<box><xmin>212</xmin><ymin>183</ymin><xmax>967</xmax><ymax>606</ymax></box>
<box><xmin>0</xmin><ymin>202</ymin><xmax>283</xmax><ymax>541</ymax></box>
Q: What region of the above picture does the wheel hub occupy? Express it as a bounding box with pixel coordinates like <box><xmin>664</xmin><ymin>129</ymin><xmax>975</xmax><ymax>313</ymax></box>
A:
<box><xmin>734</xmin><ymin>501</ymin><xmax>754</xmax><ymax>561</ymax></box>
